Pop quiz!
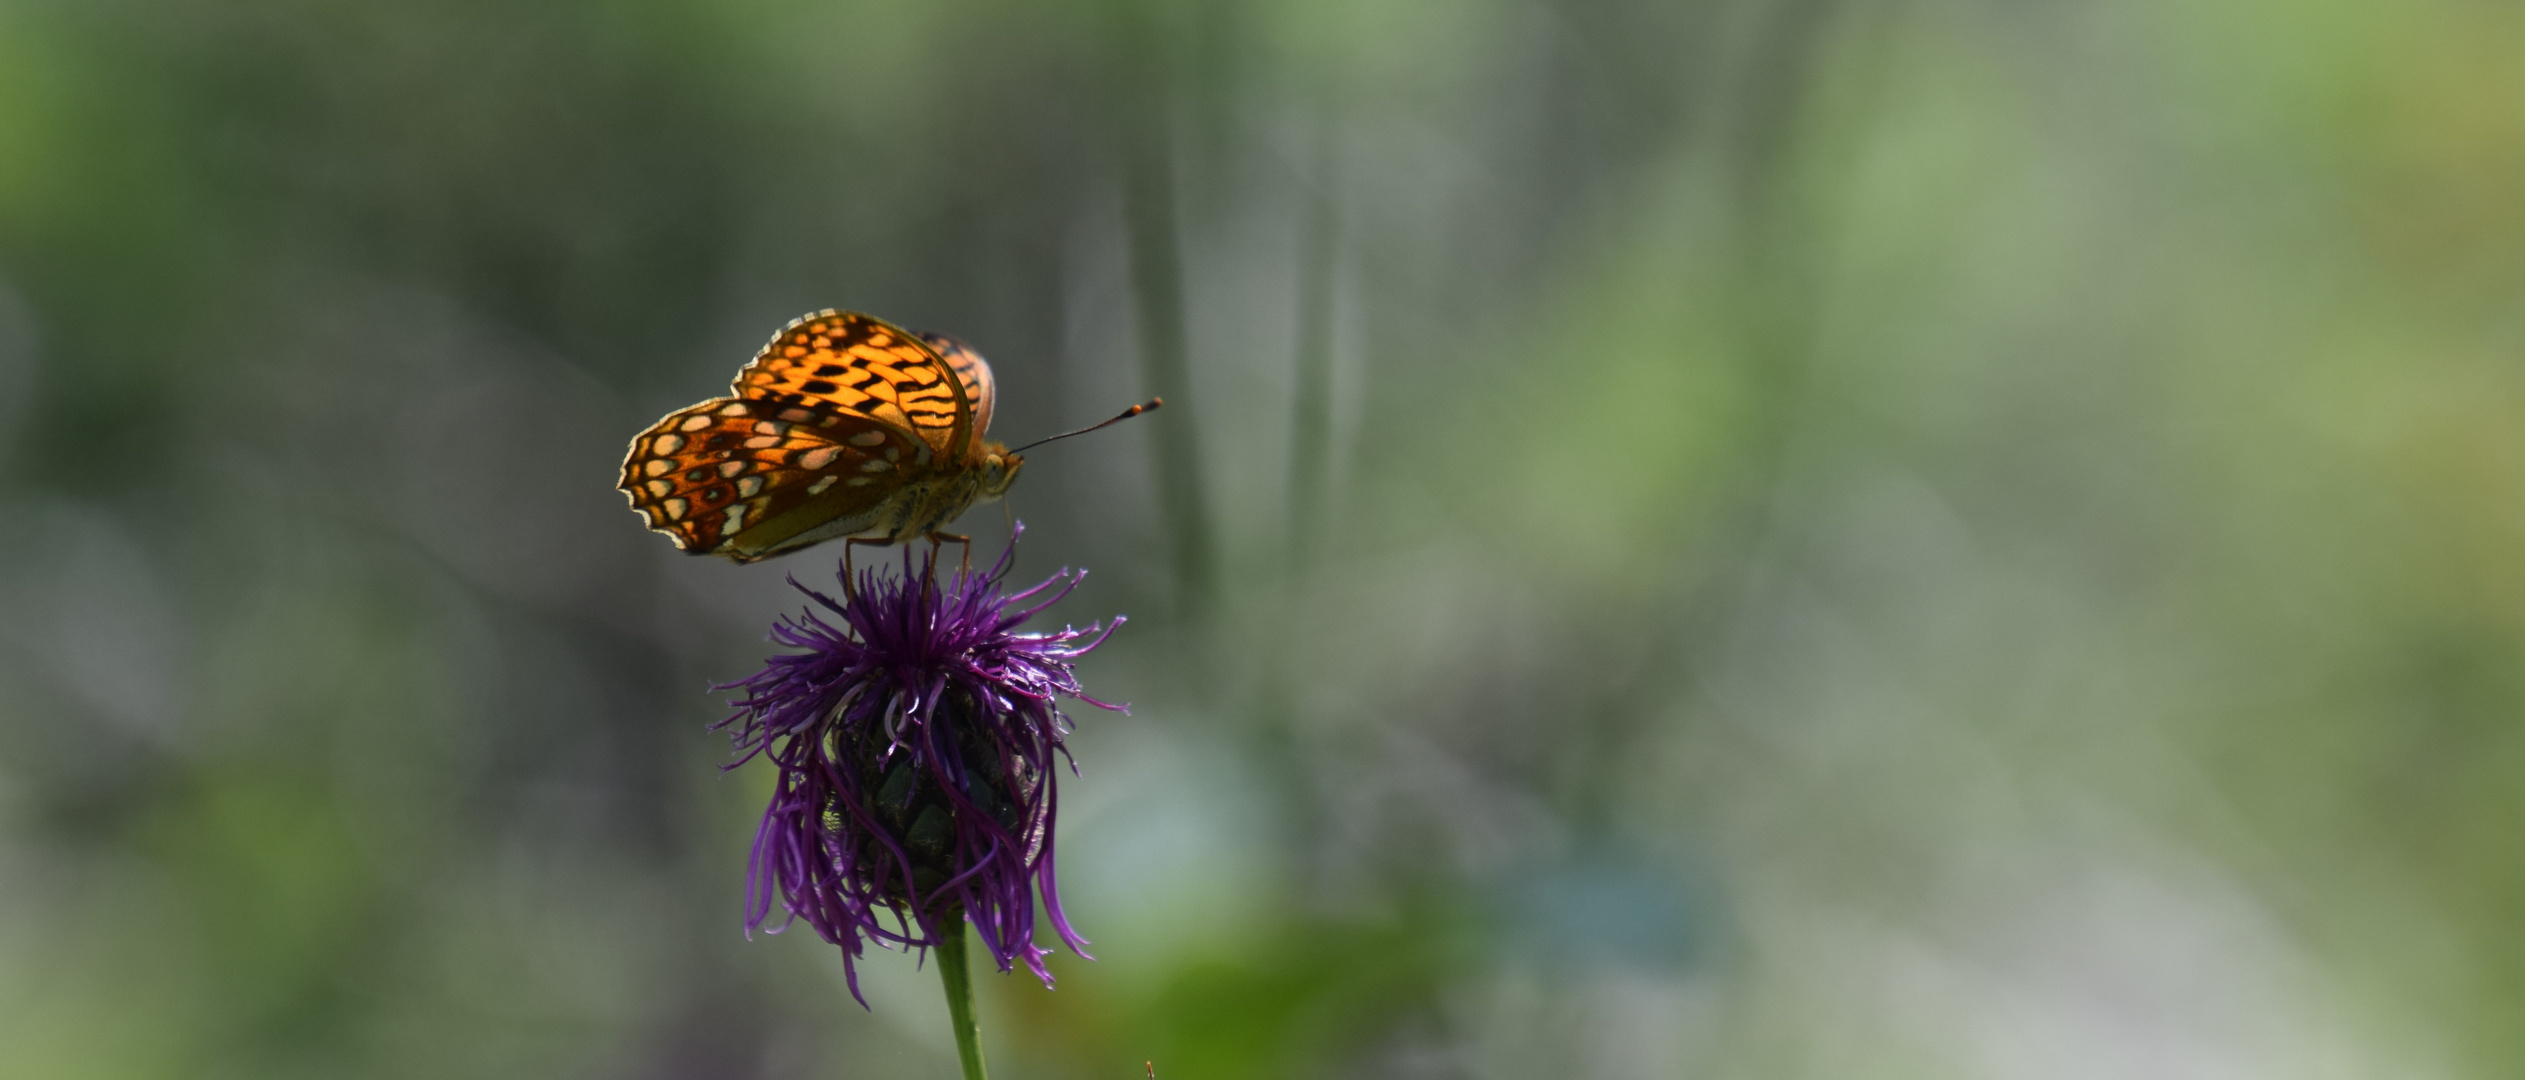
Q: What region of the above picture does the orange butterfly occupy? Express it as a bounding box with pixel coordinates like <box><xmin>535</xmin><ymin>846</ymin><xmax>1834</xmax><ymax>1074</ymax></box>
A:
<box><xmin>620</xmin><ymin>310</ymin><xmax>1151</xmax><ymax>564</ymax></box>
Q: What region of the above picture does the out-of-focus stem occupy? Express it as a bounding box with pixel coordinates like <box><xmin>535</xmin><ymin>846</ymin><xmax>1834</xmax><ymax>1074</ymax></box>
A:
<box><xmin>1123</xmin><ymin>115</ymin><xmax>1217</xmax><ymax>621</ymax></box>
<box><xmin>935</xmin><ymin>916</ymin><xmax>988</xmax><ymax>1080</ymax></box>
<box><xmin>1288</xmin><ymin>116</ymin><xmax>1340</xmax><ymax>572</ymax></box>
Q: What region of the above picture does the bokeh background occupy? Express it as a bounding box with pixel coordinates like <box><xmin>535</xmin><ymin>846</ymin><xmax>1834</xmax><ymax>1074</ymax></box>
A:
<box><xmin>4</xmin><ymin>0</ymin><xmax>2524</xmax><ymax>1077</ymax></box>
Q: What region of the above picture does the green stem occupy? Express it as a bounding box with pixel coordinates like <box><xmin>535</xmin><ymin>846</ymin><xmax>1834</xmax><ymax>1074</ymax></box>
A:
<box><xmin>1121</xmin><ymin>95</ymin><xmax>1217</xmax><ymax>623</ymax></box>
<box><xmin>934</xmin><ymin>914</ymin><xmax>988</xmax><ymax>1080</ymax></box>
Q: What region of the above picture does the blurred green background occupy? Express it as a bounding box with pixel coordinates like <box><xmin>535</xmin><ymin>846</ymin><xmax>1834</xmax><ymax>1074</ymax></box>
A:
<box><xmin>4</xmin><ymin>0</ymin><xmax>2523</xmax><ymax>1077</ymax></box>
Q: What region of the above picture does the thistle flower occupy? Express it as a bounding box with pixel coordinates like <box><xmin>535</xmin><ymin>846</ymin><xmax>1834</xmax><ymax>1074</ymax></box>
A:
<box><xmin>715</xmin><ymin>532</ymin><xmax>1123</xmax><ymax>1004</ymax></box>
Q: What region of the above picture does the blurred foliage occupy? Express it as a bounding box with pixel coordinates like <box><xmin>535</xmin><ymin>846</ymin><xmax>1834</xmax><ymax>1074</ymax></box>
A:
<box><xmin>4</xmin><ymin>0</ymin><xmax>2525</xmax><ymax>1077</ymax></box>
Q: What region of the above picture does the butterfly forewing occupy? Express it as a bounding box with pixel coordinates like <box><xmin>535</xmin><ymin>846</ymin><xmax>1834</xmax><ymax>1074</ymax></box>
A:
<box><xmin>917</xmin><ymin>331</ymin><xmax>996</xmax><ymax>454</ymax></box>
<box><xmin>733</xmin><ymin>310</ymin><xmax>968</xmax><ymax>459</ymax></box>
<box><xmin>618</xmin><ymin>397</ymin><xmax>929</xmax><ymax>559</ymax></box>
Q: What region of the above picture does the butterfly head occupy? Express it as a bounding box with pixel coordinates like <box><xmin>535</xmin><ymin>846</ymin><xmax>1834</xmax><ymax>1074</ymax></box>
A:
<box><xmin>978</xmin><ymin>443</ymin><xmax>1023</xmax><ymax>499</ymax></box>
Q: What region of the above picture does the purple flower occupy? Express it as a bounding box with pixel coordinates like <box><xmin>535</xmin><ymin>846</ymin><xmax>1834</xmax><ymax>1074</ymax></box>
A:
<box><xmin>714</xmin><ymin>532</ymin><xmax>1123</xmax><ymax>1003</ymax></box>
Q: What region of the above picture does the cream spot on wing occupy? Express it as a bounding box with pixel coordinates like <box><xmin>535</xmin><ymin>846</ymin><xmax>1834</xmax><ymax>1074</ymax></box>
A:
<box><xmin>807</xmin><ymin>476</ymin><xmax>838</xmax><ymax>495</ymax></box>
<box><xmin>848</xmin><ymin>430</ymin><xmax>887</xmax><ymax>447</ymax></box>
<box><xmin>679</xmin><ymin>414</ymin><xmax>713</xmax><ymax>432</ymax></box>
<box><xmin>884</xmin><ymin>447</ymin><xmax>901</xmax><ymax>462</ymax></box>
<box><xmin>718</xmin><ymin>460</ymin><xmax>746</xmax><ymax>478</ymax></box>
<box><xmin>662</xmin><ymin>497</ymin><xmax>689</xmax><ymax>521</ymax></box>
<box><xmin>651</xmin><ymin>433</ymin><xmax>684</xmax><ymax>454</ymax></box>
<box><xmin>753</xmin><ymin>420</ymin><xmax>787</xmax><ymax>436</ymax></box>
<box><xmin>738</xmin><ymin>476</ymin><xmax>764</xmax><ymax>497</ymax></box>
<box><xmin>718</xmin><ymin>402</ymin><xmax>749</xmax><ymax>417</ymax></box>
<box><xmin>858</xmin><ymin>459</ymin><xmax>893</xmax><ymax>474</ymax></box>
<box><xmin>847</xmin><ymin>476</ymin><xmax>875</xmax><ymax>487</ymax></box>
<box><xmin>644</xmin><ymin>459</ymin><xmax>673</xmax><ymax>478</ymax></box>
<box><xmin>798</xmin><ymin>446</ymin><xmax>841</xmax><ymax>470</ymax></box>
<box><xmin>818</xmin><ymin>415</ymin><xmax>839</xmax><ymax>428</ymax></box>
<box><xmin>645</xmin><ymin>478</ymin><xmax>673</xmax><ymax>497</ymax></box>
<box><xmin>744</xmin><ymin>435</ymin><xmax>780</xmax><ymax>449</ymax></box>
<box><xmin>779</xmin><ymin>407</ymin><xmax>812</xmax><ymax>423</ymax></box>
<box><xmin>913</xmin><ymin>445</ymin><xmax>932</xmax><ymax>465</ymax></box>
<box><xmin>723</xmin><ymin>503</ymin><xmax>749</xmax><ymax>532</ymax></box>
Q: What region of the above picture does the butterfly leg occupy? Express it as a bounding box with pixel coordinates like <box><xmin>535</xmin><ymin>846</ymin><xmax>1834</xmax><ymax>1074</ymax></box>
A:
<box><xmin>926</xmin><ymin>532</ymin><xmax>972</xmax><ymax>578</ymax></box>
<box><xmin>842</xmin><ymin>537</ymin><xmax>893</xmax><ymax>603</ymax></box>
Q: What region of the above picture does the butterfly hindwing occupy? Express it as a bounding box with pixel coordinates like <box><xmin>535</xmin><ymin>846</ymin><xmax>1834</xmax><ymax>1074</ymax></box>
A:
<box><xmin>618</xmin><ymin>397</ymin><xmax>932</xmax><ymax>559</ymax></box>
<box><xmin>732</xmin><ymin>310</ymin><xmax>969</xmax><ymax>459</ymax></box>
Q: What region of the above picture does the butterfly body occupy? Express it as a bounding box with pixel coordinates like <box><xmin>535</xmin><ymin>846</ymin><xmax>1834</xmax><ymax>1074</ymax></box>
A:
<box><xmin>619</xmin><ymin>311</ymin><xmax>1022</xmax><ymax>564</ymax></box>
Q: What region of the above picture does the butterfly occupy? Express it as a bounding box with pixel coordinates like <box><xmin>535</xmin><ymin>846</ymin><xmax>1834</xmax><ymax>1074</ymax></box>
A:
<box><xmin>618</xmin><ymin>310</ymin><xmax>1024</xmax><ymax>564</ymax></box>
<box><xmin>621</xmin><ymin>305</ymin><xmax>1156</xmax><ymax>565</ymax></box>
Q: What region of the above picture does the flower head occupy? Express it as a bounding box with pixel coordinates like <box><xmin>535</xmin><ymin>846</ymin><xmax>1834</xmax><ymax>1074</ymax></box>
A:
<box><xmin>715</xmin><ymin>531</ymin><xmax>1123</xmax><ymax>1002</ymax></box>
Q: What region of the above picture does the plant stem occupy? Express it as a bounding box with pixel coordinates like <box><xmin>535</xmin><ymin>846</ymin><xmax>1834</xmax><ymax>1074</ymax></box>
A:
<box><xmin>1120</xmin><ymin>90</ymin><xmax>1217</xmax><ymax>623</ymax></box>
<box><xmin>1287</xmin><ymin>107</ymin><xmax>1340</xmax><ymax>576</ymax></box>
<box><xmin>935</xmin><ymin>914</ymin><xmax>988</xmax><ymax>1080</ymax></box>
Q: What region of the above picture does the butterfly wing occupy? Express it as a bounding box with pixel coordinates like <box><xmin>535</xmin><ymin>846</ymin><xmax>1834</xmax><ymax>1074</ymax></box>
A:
<box><xmin>916</xmin><ymin>331</ymin><xmax>997</xmax><ymax>449</ymax></box>
<box><xmin>618</xmin><ymin>397</ymin><xmax>933</xmax><ymax>561</ymax></box>
<box><xmin>732</xmin><ymin>310</ymin><xmax>970</xmax><ymax>460</ymax></box>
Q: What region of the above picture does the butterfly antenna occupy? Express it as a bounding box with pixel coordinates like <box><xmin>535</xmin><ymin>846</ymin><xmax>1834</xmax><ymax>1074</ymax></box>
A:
<box><xmin>1011</xmin><ymin>398</ymin><xmax>1163</xmax><ymax>454</ymax></box>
